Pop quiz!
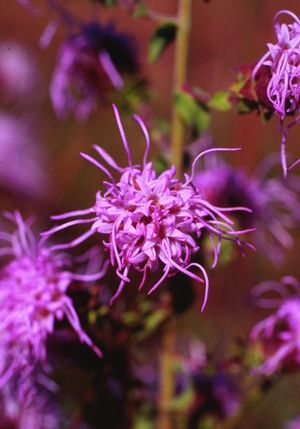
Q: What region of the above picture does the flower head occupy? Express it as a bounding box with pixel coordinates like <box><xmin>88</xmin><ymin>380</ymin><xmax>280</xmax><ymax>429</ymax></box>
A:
<box><xmin>253</xmin><ymin>10</ymin><xmax>300</xmax><ymax>175</ymax></box>
<box><xmin>0</xmin><ymin>41</ymin><xmax>40</xmax><ymax>105</ymax></box>
<box><xmin>44</xmin><ymin>106</ymin><xmax>253</xmax><ymax>310</ymax></box>
<box><xmin>50</xmin><ymin>22</ymin><xmax>138</xmax><ymax>120</ymax></box>
<box><xmin>0</xmin><ymin>212</ymin><xmax>103</xmax><ymax>390</ymax></box>
<box><xmin>189</xmin><ymin>372</ymin><xmax>240</xmax><ymax>422</ymax></box>
<box><xmin>0</xmin><ymin>113</ymin><xmax>46</xmax><ymax>198</ymax></box>
<box><xmin>194</xmin><ymin>156</ymin><xmax>300</xmax><ymax>264</ymax></box>
<box><xmin>284</xmin><ymin>415</ymin><xmax>300</xmax><ymax>429</ymax></box>
<box><xmin>0</xmin><ymin>378</ymin><xmax>64</xmax><ymax>429</ymax></box>
<box><xmin>250</xmin><ymin>277</ymin><xmax>300</xmax><ymax>375</ymax></box>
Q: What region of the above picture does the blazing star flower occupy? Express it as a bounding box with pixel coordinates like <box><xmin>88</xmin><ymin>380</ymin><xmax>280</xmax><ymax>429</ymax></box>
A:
<box><xmin>0</xmin><ymin>212</ymin><xmax>104</xmax><ymax>390</ymax></box>
<box><xmin>0</xmin><ymin>113</ymin><xmax>46</xmax><ymax>198</ymax></box>
<box><xmin>252</xmin><ymin>10</ymin><xmax>300</xmax><ymax>175</ymax></box>
<box><xmin>0</xmin><ymin>41</ymin><xmax>40</xmax><ymax>105</ymax></box>
<box><xmin>50</xmin><ymin>22</ymin><xmax>138</xmax><ymax>120</ymax></box>
<box><xmin>0</xmin><ymin>378</ymin><xmax>64</xmax><ymax>429</ymax></box>
<box><xmin>43</xmin><ymin>105</ymin><xmax>253</xmax><ymax>310</ymax></box>
<box><xmin>284</xmin><ymin>415</ymin><xmax>300</xmax><ymax>429</ymax></box>
<box><xmin>250</xmin><ymin>277</ymin><xmax>300</xmax><ymax>376</ymax></box>
<box><xmin>193</xmin><ymin>156</ymin><xmax>300</xmax><ymax>265</ymax></box>
<box><xmin>188</xmin><ymin>372</ymin><xmax>240</xmax><ymax>425</ymax></box>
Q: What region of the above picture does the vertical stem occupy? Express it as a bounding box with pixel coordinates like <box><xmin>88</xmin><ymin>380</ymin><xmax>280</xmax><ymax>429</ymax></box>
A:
<box><xmin>157</xmin><ymin>319</ymin><xmax>176</xmax><ymax>429</ymax></box>
<box><xmin>171</xmin><ymin>0</ymin><xmax>192</xmax><ymax>178</ymax></box>
<box><xmin>157</xmin><ymin>3</ymin><xmax>192</xmax><ymax>429</ymax></box>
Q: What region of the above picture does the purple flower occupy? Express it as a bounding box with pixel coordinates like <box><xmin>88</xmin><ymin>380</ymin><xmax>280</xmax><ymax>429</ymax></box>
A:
<box><xmin>193</xmin><ymin>157</ymin><xmax>300</xmax><ymax>265</ymax></box>
<box><xmin>252</xmin><ymin>10</ymin><xmax>300</xmax><ymax>175</ymax></box>
<box><xmin>0</xmin><ymin>41</ymin><xmax>40</xmax><ymax>105</ymax></box>
<box><xmin>0</xmin><ymin>113</ymin><xmax>46</xmax><ymax>198</ymax></box>
<box><xmin>189</xmin><ymin>372</ymin><xmax>240</xmax><ymax>424</ymax></box>
<box><xmin>284</xmin><ymin>415</ymin><xmax>300</xmax><ymax>429</ymax></box>
<box><xmin>0</xmin><ymin>212</ymin><xmax>103</xmax><ymax>390</ymax></box>
<box><xmin>0</xmin><ymin>379</ymin><xmax>64</xmax><ymax>429</ymax></box>
<box><xmin>250</xmin><ymin>277</ymin><xmax>300</xmax><ymax>376</ymax></box>
<box><xmin>50</xmin><ymin>22</ymin><xmax>138</xmax><ymax>120</ymax></box>
<box><xmin>43</xmin><ymin>105</ymin><xmax>253</xmax><ymax>310</ymax></box>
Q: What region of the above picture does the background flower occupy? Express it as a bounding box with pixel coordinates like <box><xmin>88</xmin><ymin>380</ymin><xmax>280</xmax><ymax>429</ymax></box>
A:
<box><xmin>0</xmin><ymin>113</ymin><xmax>47</xmax><ymax>199</ymax></box>
<box><xmin>50</xmin><ymin>22</ymin><xmax>138</xmax><ymax>120</ymax></box>
<box><xmin>0</xmin><ymin>212</ymin><xmax>102</xmax><ymax>393</ymax></box>
<box><xmin>0</xmin><ymin>41</ymin><xmax>41</xmax><ymax>106</ymax></box>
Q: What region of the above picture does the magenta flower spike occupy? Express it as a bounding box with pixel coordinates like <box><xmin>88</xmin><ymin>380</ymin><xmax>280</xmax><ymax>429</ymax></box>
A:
<box><xmin>250</xmin><ymin>277</ymin><xmax>300</xmax><ymax>375</ymax></box>
<box><xmin>50</xmin><ymin>22</ymin><xmax>138</xmax><ymax>121</ymax></box>
<box><xmin>284</xmin><ymin>415</ymin><xmax>300</xmax><ymax>429</ymax></box>
<box><xmin>253</xmin><ymin>10</ymin><xmax>300</xmax><ymax>176</ymax></box>
<box><xmin>193</xmin><ymin>156</ymin><xmax>300</xmax><ymax>265</ymax></box>
<box><xmin>43</xmin><ymin>106</ymin><xmax>254</xmax><ymax>311</ymax></box>
<box><xmin>0</xmin><ymin>41</ymin><xmax>40</xmax><ymax>105</ymax></box>
<box><xmin>0</xmin><ymin>113</ymin><xmax>46</xmax><ymax>198</ymax></box>
<box><xmin>0</xmin><ymin>212</ymin><xmax>103</xmax><ymax>390</ymax></box>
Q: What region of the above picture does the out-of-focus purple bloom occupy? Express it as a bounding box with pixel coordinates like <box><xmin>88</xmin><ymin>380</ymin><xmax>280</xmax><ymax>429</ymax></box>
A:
<box><xmin>50</xmin><ymin>22</ymin><xmax>138</xmax><ymax>120</ymax></box>
<box><xmin>252</xmin><ymin>10</ymin><xmax>300</xmax><ymax>175</ymax></box>
<box><xmin>250</xmin><ymin>277</ymin><xmax>300</xmax><ymax>376</ymax></box>
<box><xmin>193</xmin><ymin>156</ymin><xmax>300</xmax><ymax>265</ymax></box>
<box><xmin>0</xmin><ymin>113</ymin><xmax>46</xmax><ymax>198</ymax></box>
<box><xmin>43</xmin><ymin>105</ymin><xmax>253</xmax><ymax>310</ymax></box>
<box><xmin>0</xmin><ymin>42</ymin><xmax>40</xmax><ymax>105</ymax></box>
<box><xmin>0</xmin><ymin>379</ymin><xmax>64</xmax><ymax>429</ymax></box>
<box><xmin>284</xmin><ymin>415</ymin><xmax>300</xmax><ymax>429</ymax></box>
<box><xmin>188</xmin><ymin>372</ymin><xmax>240</xmax><ymax>424</ymax></box>
<box><xmin>0</xmin><ymin>212</ymin><xmax>103</xmax><ymax>391</ymax></box>
<box><xmin>17</xmin><ymin>0</ymin><xmax>40</xmax><ymax>16</ymax></box>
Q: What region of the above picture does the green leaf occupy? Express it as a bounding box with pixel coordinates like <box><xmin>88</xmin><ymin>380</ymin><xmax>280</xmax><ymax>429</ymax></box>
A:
<box><xmin>91</xmin><ymin>0</ymin><xmax>116</xmax><ymax>6</ymax></box>
<box><xmin>198</xmin><ymin>416</ymin><xmax>216</xmax><ymax>429</ymax></box>
<box><xmin>153</xmin><ymin>155</ymin><xmax>168</xmax><ymax>175</ymax></box>
<box><xmin>133</xmin><ymin>417</ymin><xmax>154</xmax><ymax>429</ymax></box>
<box><xmin>169</xmin><ymin>379</ymin><xmax>194</xmax><ymax>411</ymax></box>
<box><xmin>174</xmin><ymin>91</ymin><xmax>210</xmax><ymax>133</ymax></box>
<box><xmin>134</xmin><ymin>3</ymin><xmax>148</xmax><ymax>18</ymax></box>
<box><xmin>209</xmin><ymin>90</ymin><xmax>232</xmax><ymax>111</ymax></box>
<box><xmin>144</xmin><ymin>309</ymin><xmax>168</xmax><ymax>333</ymax></box>
<box><xmin>148</xmin><ymin>22</ymin><xmax>177</xmax><ymax>63</ymax></box>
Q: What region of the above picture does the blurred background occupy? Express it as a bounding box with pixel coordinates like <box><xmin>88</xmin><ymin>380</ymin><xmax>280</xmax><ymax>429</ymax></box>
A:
<box><xmin>1</xmin><ymin>1</ymin><xmax>300</xmax><ymax>428</ymax></box>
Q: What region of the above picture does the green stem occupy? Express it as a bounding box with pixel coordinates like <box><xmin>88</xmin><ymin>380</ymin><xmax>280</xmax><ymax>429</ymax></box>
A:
<box><xmin>171</xmin><ymin>0</ymin><xmax>192</xmax><ymax>178</ymax></box>
<box><xmin>157</xmin><ymin>319</ymin><xmax>176</xmax><ymax>429</ymax></box>
<box><xmin>157</xmin><ymin>3</ymin><xmax>192</xmax><ymax>429</ymax></box>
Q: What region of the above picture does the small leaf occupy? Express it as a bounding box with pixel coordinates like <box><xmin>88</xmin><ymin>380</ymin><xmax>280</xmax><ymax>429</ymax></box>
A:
<box><xmin>134</xmin><ymin>3</ymin><xmax>148</xmax><ymax>18</ymax></box>
<box><xmin>209</xmin><ymin>90</ymin><xmax>232</xmax><ymax>111</ymax></box>
<box><xmin>153</xmin><ymin>155</ymin><xmax>169</xmax><ymax>175</ymax></box>
<box><xmin>148</xmin><ymin>22</ymin><xmax>177</xmax><ymax>63</ymax></box>
<box><xmin>174</xmin><ymin>91</ymin><xmax>210</xmax><ymax>133</ymax></box>
<box><xmin>169</xmin><ymin>379</ymin><xmax>194</xmax><ymax>411</ymax></box>
<box><xmin>133</xmin><ymin>417</ymin><xmax>154</xmax><ymax>429</ymax></box>
<box><xmin>144</xmin><ymin>309</ymin><xmax>168</xmax><ymax>332</ymax></box>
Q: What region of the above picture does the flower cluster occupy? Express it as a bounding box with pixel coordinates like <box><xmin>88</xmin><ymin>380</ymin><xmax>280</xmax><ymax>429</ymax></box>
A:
<box><xmin>189</xmin><ymin>372</ymin><xmax>240</xmax><ymax>423</ymax></box>
<box><xmin>252</xmin><ymin>10</ymin><xmax>300</xmax><ymax>175</ymax></box>
<box><xmin>0</xmin><ymin>379</ymin><xmax>64</xmax><ymax>429</ymax></box>
<box><xmin>284</xmin><ymin>415</ymin><xmax>300</xmax><ymax>429</ymax></box>
<box><xmin>0</xmin><ymin>113</ymin><xmax>46</xmax><ymax>198</ymax></box>
<box><xmin>193</xmin><ymin>157</ymin><xmax>300</xmax><ymax>264</ymax></box>
<box><xmin>133</xmin><ymin>339</ymin><xmax>240</xmax><ymax>425</ymax></box>
<box><xmin>0</xmin><ymin>212</ymin><xmax>103</xmax><ymax>391</ymax></box>
<box><xmin>0</xmin><ymin>41</ymin><xmax>40</xmax><ymax>106</ymax></box>
<box><xmin>250</xmin><ymin>277</ymin><xmax>300</xmax><ymax>376</ymax></box>
<box><xmin>50</xmin><ymin>22</ymin><xmax>138</xmax><ymax>120</ymax></box>
<box><xmin>43</xmin><ymin>105</ymin><xmax>253</xmax><ymax>310</ymax></box>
